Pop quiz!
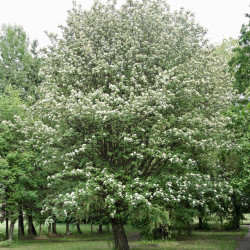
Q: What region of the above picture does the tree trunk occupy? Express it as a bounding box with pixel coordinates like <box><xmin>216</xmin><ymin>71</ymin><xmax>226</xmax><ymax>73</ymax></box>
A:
<box><xmin>8</xmin><ymin>220</ymin><xmax>15</xmax><ymax>240</ymax></box>
<box><xmin>66</xmin><ymin>221</ymin><xmax>70</xmax><ymax>235</ymax></box>
<box><xmin>187</xmin><ymin>221</ymin><xmax>191</xmax><ymax>236</ymax></box>
<box><xmin>198</xmin><ymin>216</ymin><xmax>203</xmax><ymax>229</ymax></box>
<box><xmin>111</xmin><ymin>218</ymin><xmax>130</xmax><ymax>250</ymax></box>
<box><xmin>28</xmin><ymin>215</ymin><xmax>33</xmax><ymax>237</ymax></box>
<box><xmin>39</xmin><ymin>223</ymin><xmax>42</xmax><ymax>238</ymax></box>
<box><xmin>233</xmin><ymin>203</ymin><xmax>241</xmax><ymax>229</ymax></box>
<box><xmin>32</xmin><ymin>219</ymin><xmax>37</xmax><ymax>236</ymax></box>
<box><xmin>6</xmin><ymin>217</ymin><xmax>9</xmax><ymax>239</ymax></box>
<box><xmin>99</xmin><ymin>224</ymin><xmax>103</xmax><ymax>233</ymax></box>
<box><xmin>48</xmin><ymin>223</ymin><xmax>51</xmax><ymax>236</ymax></box>
<box><xmin>28</xmin><ymin>215</ymin><xmax>37</xmax><ymax>237</ymax></box>
<box><xmin>77</xmin><ymin>222</ymin><xmax>82</xmax><ymax>234</ymax></box>
<box><xmin>18</xmin><ymin>210</ymin><xmax>25</xmax><ymax>238</ymax></box>
<box><xmin>52</xmin><ymin>221</ymin><xmax>57</xmax><ymax>234</ymax></box>
<box><xmin>91</xmin><ymin>219</ymin><xmax>93</xmax><ymax>234</ymax></box>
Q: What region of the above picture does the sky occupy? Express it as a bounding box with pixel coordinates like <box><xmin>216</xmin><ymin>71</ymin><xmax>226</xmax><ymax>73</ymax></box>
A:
<box><xmin>0</xmin><ymin>0</ymin><xmax>249</xmax><ymax>48</ymax></box>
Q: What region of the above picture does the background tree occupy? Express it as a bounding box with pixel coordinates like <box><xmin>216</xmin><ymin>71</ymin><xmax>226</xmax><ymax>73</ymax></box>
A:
<box><xmin>0</xmin><ymin>25</ymin><xmax>43</xmax><ymax>239</ymax></box>
<box><xmin>229</xmin><ymin>14</ymin><xmax>250</xmax><ymax>94</ymax></box>
<box><xmin>224</xmin><ymin>13</ymin><xmax>250</xmax><ymax>228</ymax></box>
<box><xmin>0</xmin><ymin>24</ymin><xmax>42</xmax><ymax>98</ymax></box>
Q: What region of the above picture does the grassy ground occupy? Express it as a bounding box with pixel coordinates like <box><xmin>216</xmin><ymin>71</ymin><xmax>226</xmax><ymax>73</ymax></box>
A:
<box><xmin>131</xmin><ymin>227</ymin><xmax>248</xmax><ymax>250</ymax></box>
<box><xmin>0</xmin><ymin>222</ymin><xmax>248</xmax><ymax>249</ymax></box>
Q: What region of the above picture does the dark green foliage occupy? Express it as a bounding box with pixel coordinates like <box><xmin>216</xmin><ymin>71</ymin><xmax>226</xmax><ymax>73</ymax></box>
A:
<box><xmin>221</xmin><ymin>13</ymin><xmax>250</xmax><ymax>228</ymax></box>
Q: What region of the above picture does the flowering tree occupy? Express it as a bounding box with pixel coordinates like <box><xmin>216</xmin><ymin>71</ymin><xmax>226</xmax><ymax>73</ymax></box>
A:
<box><xmin>20</xmin><ymin>0</ymin><xmax>234</xmax><ymax>248</ymax></box>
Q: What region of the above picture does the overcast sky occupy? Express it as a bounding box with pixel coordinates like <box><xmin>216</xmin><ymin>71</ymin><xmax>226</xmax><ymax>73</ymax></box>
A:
<box><xmin>0</xmin><ymin>0</ymin><xmax>249</xmax><ymax>48</ymax></box>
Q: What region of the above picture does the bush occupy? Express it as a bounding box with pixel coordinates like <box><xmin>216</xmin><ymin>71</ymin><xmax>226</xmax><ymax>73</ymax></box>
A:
<box><xmin>0</xmin><ymin>240</ymin><xmax>15</xmax><ymax>247</ymax></box>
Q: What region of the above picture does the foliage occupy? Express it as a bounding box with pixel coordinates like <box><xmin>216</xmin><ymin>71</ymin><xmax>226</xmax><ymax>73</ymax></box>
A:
<box><xmin>0</xmin><ymin>239</ymin><xmax>15</xmax><ymax>247</ymax></box>
<box><xmin>0</xmin><ymin>24</ymin><xmax>42</xmax><ymax>98</ymax></box>
<box><xmin>219</xmin><ymin>13</ymin><xmax>250</xmax><ymax>228</ymax></box>
<box><xmin>0</xmin><ymin>88</ymin><xmax>47</xmax><ymax>231</ymax></box>
<box><xmin>214</xmin><ymin>38</ymin><xmax>237</xmax><ymax>63</ymax></box>
<box><xmin>13</xmin><ymin>1</ymin><xmax>235</xmax><ymax>244</ymax></box>
<box><xmin>2</xmin><ymin>1</ymin><xmax>248</xmax><ymax>247</ymax></box>
<box><xmin>229</xmin><ymin>14</ymin><xmax>250</xmax><ymax>94</ymax></box>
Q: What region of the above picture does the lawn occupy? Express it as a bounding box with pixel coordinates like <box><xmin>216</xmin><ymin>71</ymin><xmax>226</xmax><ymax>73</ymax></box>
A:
<box><xmin>0</xmin><ymin>222</ymin><xmax>248</xmax><ymax>249</ymax></box>
<box><xmin>130</xmin><ymin>227</ymin><xmax>248</xmax><ymax>250</ymax></box>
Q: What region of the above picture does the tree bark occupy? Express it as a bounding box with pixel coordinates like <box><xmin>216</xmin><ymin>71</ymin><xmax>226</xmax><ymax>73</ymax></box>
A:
<box><xmin>187</xmin><ymin>221</ymin><xmax>191</xmax><ymax>236</ymax></box>
<box><xmin>232</xmin><ymin>193</ymin><xmax>241</xmax><ymax>229</ymax></box>
<box><xmin>99</xmin><ymin>224</ymin><xmax>103</xmax><ymax>233</ymax></box>
<box><xmin>32</xmin><ymin>219</ymin><xmax>37</xmax><ymax>236</ymax></box>
<box><xmin>77</xmin><ymin>222</ymin><xmax>82</xmax><ymax>234</ymax></box>
<box><xmin>8</xmin><ymin>220</ymin><xmax>15</xmax><ymax>240</ymax></box>
<box><xmin>39</xmin><ymin>223</ymin><xmax>42</xmax><ymax>238</ymax></box>
<box><xmin>18</xmin><ymin>209</ymin><xmax>25</xmax><ymax>238</ymax></box>
<box><xmin>48</xmin><ymin>223</ymin><xmax>51</xmax><ymax>236</ymax></box>
<box><xmin>111</xmin><ymin>218</ymin><xmax>130</xmax><ymax>250</ymax></box>
<box><xmin>91</xmin><ymin>219</ymin><xmax>93</xmax><ymax>234</ymax></box>
<box><xmin>52</xmin><ymin>221</ymin><xmax>57</xmax><ymax>234</ymax></box>
<box><xmin>28</xmin><ymin>215</ymin><xmax>37</xmax><ymax>237</ymax></box>
<box><xmin>28</xmin><ymin>215</ymin><xmax>33</xmax><ymax>237</ymax></box>
<box><xmin>198</xmin><ymin>216</ymin><xmax>203</xmax><ymax>229</ymax></box>
<box><xmin>6</xmin><ymin>217</ymin><xmax>9</xmax><ymax>239</ymax></box>
<box><xmin>198</xmin><ymin>205</ymin><xmax>204</xmax><ymax>229</ymax></box>
<box><xmin>66</xmin><ymin>221</ymin><xmax>70</xmax><ymax>235</ymax></box>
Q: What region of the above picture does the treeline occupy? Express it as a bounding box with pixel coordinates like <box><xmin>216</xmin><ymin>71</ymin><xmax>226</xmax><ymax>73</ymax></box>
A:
<box><xmin>0</xmin><ymin>1</ymin><xmax>249</xmax><ymax>249</ymax></box>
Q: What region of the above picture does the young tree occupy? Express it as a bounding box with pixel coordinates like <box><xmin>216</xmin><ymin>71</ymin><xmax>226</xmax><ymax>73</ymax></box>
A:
<box><xmin>21</xmin><ymin>0</ymin><xmax>233</xmax><ymax>248</ymax></box>
<box><xmin>223</xmin><ymin>13</ymin><xmax>250</xmax><ymax>228</ymax></box>
<box><xmin>229</xmin><ymin>14</ymin><xmax>250</xmax><ymax>94</ymax></box>
<box><xmin>0</xmin><ymin>24</ymin><xmax>42</xmax><ymax>98</ymax></box>
<box><xmin>0</xmin><ymin>24</ymin><xmax>43</xmax><ymax>239</ymax></box>
<box><xmin>0</xmin><ymin>88</ymin><xmax>26</xmax><ymax>239</ymax></box>
<box><xmin>0</xmin><ymin>88</ymin><xmax>46</xmax><ymax>239</ymax></box>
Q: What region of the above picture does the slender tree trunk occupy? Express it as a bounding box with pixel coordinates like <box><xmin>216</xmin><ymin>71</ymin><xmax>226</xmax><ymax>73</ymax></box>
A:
<box><xmin>66</xmin><ymin>221</ymin><xmax>70</xmax><ymax>235</ymax></box>
<box><xmin>99</xmin><ymin>224</ymin><xmax>103</xmax><ymax>233</ymax></box>
<box><xmin>18</xmin><ymin>210</ymin><xmax>25</xmax><ymax>238</ymax></box>
<box><xmin>187</xmin><ymin>221</ymin><xmax>191</xmax><ymax>236</ymax></box>
<box><xmin>6</xmin><ymin>217</ymin><xmax>9</xmax><ymax>239</ymax></box>
<box><xmin>77</xmin><ymin>222</ymin><xmax>82</xmax><ymax>234</ymax></box>
<box><xmin>198</xmin><ymin>216</ymin><xmax>203</xmax><ymax>229</ymax></box>
<box><xmin>48</xmin><ymin>223</ymin><xmax>51</xmax><ymax>236</ymax></box>
<box><xmin>111</xmin><ymin>218</ymin><xmax>130</xmax><ymax>250</ymax></box>
<box><xmin>32</xmin><ymin>219</ymin><xmax>37</xmax><ymax>236</ymax></box>
<box><xmin>39</xmin><ymin>223</ymin><xmax>42</xmax><ymax>238</ymax></box>
<box><xmin>52</xmin><ymin>220</ymin><xmax>57</xmax><ymax>234</ymax></box>
<box><xmin>91</xmin><ymin>219</ymin><xmax>93</xmax><ymax>234</ymax></box>
<box><xmin>8</xmin><ymin>220</ymin><xmax>15</xmax><ymax>240</ymax></box>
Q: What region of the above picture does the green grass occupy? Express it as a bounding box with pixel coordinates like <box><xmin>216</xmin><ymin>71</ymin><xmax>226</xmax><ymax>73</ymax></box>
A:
<box><xmin>130</xmin><ymin>227</ymin><xmax>249</xmax><ymax>250</ymax></box>
<box><xmin>0</xmin><ymin>222</ymin><xmax>113</xmax><ymax>239</ymax></box>
<box><xmin>0</xmin><ymin>222</ymin><xmax>136</xmax><ymax>249</ymax></box>
<box><xmin>0</xmin><ymin>223</ymin><xmax>248</xmax><ymax>249</ymax></box>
